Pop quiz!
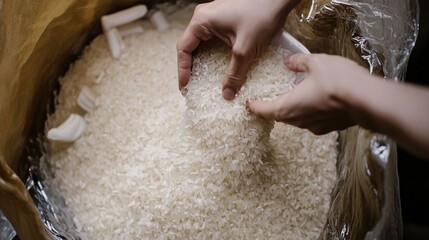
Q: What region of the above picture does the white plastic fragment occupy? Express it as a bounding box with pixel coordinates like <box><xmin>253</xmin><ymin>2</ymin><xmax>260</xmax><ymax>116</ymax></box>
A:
<box><xmin>106</xmin><ymin>28</ymin><xmax>123</xmax><ymax>59</ymax></box>
<box><xmin>118</xmin><ymin>21</ymin><xmax>145</xmax><ymax>37</ymax></box>
<box><xmin>101</xmin><ymin>5</ymin><xmax>148</xmax><ymax>32</ymax></box>
<box><xmin>94</xmin><ymin>72</ymin><xmax>104</xmax><ymax>84</ymax></box>
<box><xmin>73</xmin><ymin>217</ymin><xmax>83</xmax><ymax>232</ymax></box>
<box><xmin>47</xmin><ymin>114</ymin><xmax>87</xmax><ymax>142</ymax></box>
<box><xmin>149</xmin><ymin>10</ymin><xmax>170</xmax><ymax>31</ymax></box>
<box><xmin>77</xmin><ymin>86</ymin><xmax>97</xmax><ymax>112</ymax></box>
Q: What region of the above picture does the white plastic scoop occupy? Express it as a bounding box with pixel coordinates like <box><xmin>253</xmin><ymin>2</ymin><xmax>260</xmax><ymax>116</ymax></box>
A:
<box><xmin>273</xmin><ymin>31</ymin><xmax>310</xmax><ymax>86</ymax></box>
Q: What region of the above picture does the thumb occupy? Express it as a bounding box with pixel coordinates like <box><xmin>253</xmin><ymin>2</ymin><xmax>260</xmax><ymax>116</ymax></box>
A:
<box><xmin>247</xmin><ymin>94</ymin><xmax>287</xmax><ymax>121</ymax></box>
<box><xmin>222</xmin><ymin>45</ymin><xmax>253</xmax><ymax>100</ymax></box>
<box><xmin>283</xmin><ymin>52</ymin><xmax>311</xmax><ymax>72</ymax></box>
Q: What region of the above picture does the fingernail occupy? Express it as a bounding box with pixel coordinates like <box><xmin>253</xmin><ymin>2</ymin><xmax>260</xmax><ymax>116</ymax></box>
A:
<box><xmin>283</xmin><ymin>52</ymin><xmax>292</xmax><ymax>64</ymax></box>
<box><xmin>222</xmin><ymin>88</ymin><xmax>236</xmax><ymax>100</ymax></box>
<box><xmin>180</xmin><ymin>86</ymin><xmax>188</xmax><ymax>96</ymax></box>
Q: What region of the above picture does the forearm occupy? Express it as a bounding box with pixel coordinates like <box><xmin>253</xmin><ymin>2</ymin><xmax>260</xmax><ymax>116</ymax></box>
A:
<box><xmin>343</xmin><ymin>76</ymin><xmax>429</xmax><ymax>158</ymax></box>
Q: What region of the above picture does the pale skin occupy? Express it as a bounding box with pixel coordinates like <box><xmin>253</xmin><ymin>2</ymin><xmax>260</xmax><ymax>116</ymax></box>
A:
<box><xmin>176</xmin><ymin>0</ymin><xmax>429</xmax><ymax>158</ymax></box>
<box><xmin>249</xmin><ymin>53</ymin><xmax>429</xmax><ymax>158</ymax></box>
<box><xmin>177</xmin><ymin>0</ymin><xmax>300</xmax><ymax>99</ymax></box>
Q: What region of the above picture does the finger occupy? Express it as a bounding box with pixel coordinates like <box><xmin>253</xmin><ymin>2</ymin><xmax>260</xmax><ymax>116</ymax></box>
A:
<box><xmin>283</xmin><ymin>52</ymin><xmax>311</xmax><ymax>72</ymax></box>
<box><xmin>305</xmin><ymin>113</ymin><xmax>354</xmax><ymax>135</ymax></box>
<box><xmin>247</xmin><ymin>97</ymin><xmax>283</xmax><ymax>121</ymax></box>
<box><xmin>222</xmin><ymin>44</ymin><xmax>253</xmax><ymax>100</ymax></box>
<box><xmin>177</xmin><ymin>24</ymin><xmax>213</xmax><ymax>90</ymax></box>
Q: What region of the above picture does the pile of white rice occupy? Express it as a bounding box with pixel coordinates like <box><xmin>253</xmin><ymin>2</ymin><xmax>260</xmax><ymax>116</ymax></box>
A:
<box><xmin>44</xmin><ymin>4</ymin><xmax>338</xmax><ymax>239</ymax></box>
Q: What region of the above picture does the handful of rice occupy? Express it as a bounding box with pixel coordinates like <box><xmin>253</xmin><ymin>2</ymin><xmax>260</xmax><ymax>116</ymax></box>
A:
<box><xmin>184</xmin><ymin>39</ymin><xmax>295</xmax><ymax>186</ymax></box>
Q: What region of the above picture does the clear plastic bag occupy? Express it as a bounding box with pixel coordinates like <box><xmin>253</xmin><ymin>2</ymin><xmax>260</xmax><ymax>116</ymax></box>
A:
<box><xmin>284</xmin><ymin>0</ymin><xmax>419</xmax><ymax>239</ymax></box>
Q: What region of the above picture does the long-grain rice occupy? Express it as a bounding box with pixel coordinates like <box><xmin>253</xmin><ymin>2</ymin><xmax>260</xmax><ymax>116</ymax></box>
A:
<box><xmin>44</xmin><ymin>4</ymin><xmax>338</xmax><ymax>239</ymax></box>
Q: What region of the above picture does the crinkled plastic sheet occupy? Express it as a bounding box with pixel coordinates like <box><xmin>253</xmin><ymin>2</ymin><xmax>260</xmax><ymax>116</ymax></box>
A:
<box><xmin>0</xmin><ymin>213</ymin><xmax>15</xmax><ymax>240</ymax></box>
<box><xmin>0</xmin><ymin>0</ymin><xmax>419</xmax><ymax>239</ymax></box>
<box><xmin>284</xmin><ymin>0</ymin><xmax>418</xmax><ymax>239</ymax></box>
<box><xmin>340</xmin><ymin>0</ymin><xmax>419</xmax><ymax>80</ymax></box>
<box><xmin>1</xmin><ymin>137</ymin><xmax>86</xmax><ymax>240</ymax></box>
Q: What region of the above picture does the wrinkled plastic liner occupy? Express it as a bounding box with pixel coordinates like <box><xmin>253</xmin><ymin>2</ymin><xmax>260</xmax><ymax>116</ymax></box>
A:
<box><xmin>0</xmin><ymin>0</ymin><xmax>419</xmax><ymax>239</ymax></box>
<box><xmin>1</xmin><ymin>168</ymin><xmax>83</xmax><ymax>240</ymax></box>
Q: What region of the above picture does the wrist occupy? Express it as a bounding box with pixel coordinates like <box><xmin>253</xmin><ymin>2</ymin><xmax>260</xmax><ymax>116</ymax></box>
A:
<box><xmin>337</xmin><ymin>74</ymin><xmax>381</xmax><ymax>131</ymax></box>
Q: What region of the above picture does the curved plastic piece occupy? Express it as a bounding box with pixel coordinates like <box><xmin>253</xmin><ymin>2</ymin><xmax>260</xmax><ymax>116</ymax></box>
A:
<box><xmin>101</xmin><ymin>5</ymin><xmax>148</xmax><ymax>32</ymax></box>
<box><xmin>106</xmin><ymin>28</ymin><xmax>123</xmax><ymax>59</ymax></box>
<box><xmin>118</xmin><ymin>21</ymin><xmax>144</xmax><ymax>37</ymax></box>
<box><xmin>77</xmin><ymin>86</ymin><xmax>97</xmax><ymax>112</ymax></box>
<box><xmin>273</xmin><ymin>31</ymin><xmax>311</xmax><ymax>54</ymax></box>
<box><xmin>47</xmin><ymin>114</ymin><xmax>87</xmax><ymax>142</ymax></box>
<box><xmin>149</xmin><ymin>11</ymin><xmax>170</xmax><ymax>31</ymax></box>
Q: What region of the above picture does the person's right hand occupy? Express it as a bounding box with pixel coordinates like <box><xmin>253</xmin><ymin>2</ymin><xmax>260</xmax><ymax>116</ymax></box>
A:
<box><xmin>177</xmin><ymin>0</ymin><xmax>300</xmax><ymax>100</ymax></box>
<box><xmin>249</xmin><ymin>52</ymin><xmax>429</xmax><ymax>158</ymax></box>
<box><xmin>248</xmin><ymin>53</ymin><xmax>373</xmax><ymax>135</ymax></box>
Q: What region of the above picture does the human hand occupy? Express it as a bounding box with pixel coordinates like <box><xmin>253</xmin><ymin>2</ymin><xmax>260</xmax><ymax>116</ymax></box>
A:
<box><xmin>247</xmin><ymin>53</ymin><xmax>372</xmax><ymax>135</ymax></box>
<box><xmin>177</xmin><ymin>0</ymin><xmax>299</xmax><ymax>100</ymax></box>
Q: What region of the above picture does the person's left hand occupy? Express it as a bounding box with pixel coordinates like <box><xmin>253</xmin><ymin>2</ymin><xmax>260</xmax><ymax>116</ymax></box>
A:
<box><xmin>176</xmin><ymin>0</ymin><xmax>299</xmax><ymax>100</ymax></box>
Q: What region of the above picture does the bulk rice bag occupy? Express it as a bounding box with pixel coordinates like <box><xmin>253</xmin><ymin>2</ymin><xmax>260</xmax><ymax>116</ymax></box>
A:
<box><xmin>0</xmin><ymin>0</ymin><xmax>418</xmax><ymax>239</ymax></box>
